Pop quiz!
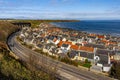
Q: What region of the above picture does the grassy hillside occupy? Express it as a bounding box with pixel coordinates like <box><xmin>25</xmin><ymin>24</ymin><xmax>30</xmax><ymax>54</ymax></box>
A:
<box><xmin>0</xmin><ymin>51</ymin><xmax>51</xmax><ymax>80</ymax></box>
<box><xmin>0</xmin><ymin>21</ymin><xmax>19</xmax><ymax>43</ymax></box>
<box><xmin>0</xmin><ymin>21</ymin><xmax>54</xmax><ymax>80</ymax></box>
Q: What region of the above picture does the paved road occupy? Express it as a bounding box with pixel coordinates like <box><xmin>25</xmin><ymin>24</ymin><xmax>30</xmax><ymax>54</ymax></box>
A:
<box><xmin>7</xmin><ymin>32</ymin><xmax>113</xmax><ymax>80</ymax></box>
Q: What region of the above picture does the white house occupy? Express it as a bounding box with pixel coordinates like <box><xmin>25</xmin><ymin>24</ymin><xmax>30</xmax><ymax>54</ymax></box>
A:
<box><xmin>54</xmin><ymin>39</ymin><xmax>60</xmax><ymax>45</ymax></box>
<box><xmin>62</xmin><ymin>38</ymin><xmax>67</xmax><ymax>41</ymax></box>
<box><xmin>61</xmin><ymin>44</ymin><xmax>71</xmax><ymax>51</ymax></box>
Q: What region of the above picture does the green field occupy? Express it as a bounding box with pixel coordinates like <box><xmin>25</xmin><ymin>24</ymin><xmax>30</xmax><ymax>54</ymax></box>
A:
<box><xmin>11</xmin><ymin>20</ymin><xmax>79</xmax><ymax>28</ymax></box>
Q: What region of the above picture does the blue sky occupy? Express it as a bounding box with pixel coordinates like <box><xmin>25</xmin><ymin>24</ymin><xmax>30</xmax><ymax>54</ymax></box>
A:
<box><xmin>0</xmin><ymin>0</ymin><xmax>120</xmax><ymax>20</ymax></box>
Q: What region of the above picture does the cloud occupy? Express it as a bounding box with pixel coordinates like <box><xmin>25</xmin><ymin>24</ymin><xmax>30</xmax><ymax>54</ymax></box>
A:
<box><xmin>1</xmin><ymin>11</ymin><xmax>120</xmax><ymax>20</ymax></box>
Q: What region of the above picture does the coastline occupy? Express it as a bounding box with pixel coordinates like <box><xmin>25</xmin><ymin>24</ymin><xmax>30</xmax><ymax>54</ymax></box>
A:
<box><xmin>50</xmin><ymin>21</ymin><xmax>120</xmax><ymax>38</ymax></box>
<box><xmin>50</xmin><ymin>22</ymin><xmax>119</xmax><ymax>38</ymax></box>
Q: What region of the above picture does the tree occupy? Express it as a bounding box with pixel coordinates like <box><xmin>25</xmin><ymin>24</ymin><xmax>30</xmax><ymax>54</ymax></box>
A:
<box><xmin>109</xmin><ymin>62</ymin><xmax>120</xmax><ymax>79</ymax></box>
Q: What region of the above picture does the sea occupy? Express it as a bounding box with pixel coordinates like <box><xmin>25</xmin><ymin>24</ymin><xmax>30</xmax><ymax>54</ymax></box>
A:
<box><xmin>51</xmin><ymin>20</ymin><xmax>120</xmax><ymax>37</ymax></box>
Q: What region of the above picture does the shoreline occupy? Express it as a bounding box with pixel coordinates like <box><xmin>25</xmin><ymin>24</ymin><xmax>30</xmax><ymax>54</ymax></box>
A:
<box><xmin>50</xmin><ymin>22</ymin><xmax>120</xmax><ymax>38</ymax></box>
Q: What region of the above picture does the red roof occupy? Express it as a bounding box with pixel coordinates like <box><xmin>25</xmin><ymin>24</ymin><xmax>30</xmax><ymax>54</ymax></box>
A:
<box><xmin>58</xmin><ymin>41</ymin><xmax>64</xmax><ymax>47</ymax></box>
<box><xmin>101</xmin><ymin>39</ymin><xmax>117</xmax><ymax>45</ymax></box>
<box><xmin>64</xmin><ymin>41</ymin><xmax>72</xmax><ymax>45</ymax></box>
<box><xmin>79</xmin><ymin>46</ymin><xmax>94</xmax><ymax>52</ymax></box>
<box><xmin>70</xmin><ymin>45</ymin><xmax>79</xmax><ymax>50</ymax></box>
<box><xmin>97</xmin><ymin>35</ymin><xmax>105</xmax><ymax>39</ymax></box>
<box><xmin>89</xmin><ymin>33</ymin><xmax>96</xmax><ymax>37</ymax></box>
<box><xmin>58</xmin><ymin>41</ymin><xmax>72</xmax><ymax>47</ymax></box>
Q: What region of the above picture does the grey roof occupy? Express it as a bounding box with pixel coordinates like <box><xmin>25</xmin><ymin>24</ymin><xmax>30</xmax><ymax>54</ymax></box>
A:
<box><xmin>84</xmin><ymin>43</ymin><xmax>105</xmax><ymax>49</ymax></box>
<box><xmin>80</xmin><ymin>52</ymin><xmax>87</xmax><ymax>57</ymax></box>
<box><xmin>96</xmin><ymin>54</ymin><xmax>109</xmax><ymax>64</ymax></box>
<box><xmin>44</xmin><ymin>43</ymin><xmax>55</xmax><ymax>50</ymax></box>
<box><xmin>62</xmin><ymin>44</ymin><xmax>69</xmax><ymax>48</ymax></box>
<box><xmin>96</xmin><ymin>49</ymin><xmax>116</xmax><ymax>56</ymax></box>
<box><xmin>87</xmin><ymin>53</ymin><xmax>94</xmax><ymax>59</ymax></box>
<box><xmin>80</xmin><ymin>51</ymin><xmax>94</xmax><ymax>59</ymax></box>
<box><xmin>69</xmin><ymin>50</ymin><xmax>79</xmax><ymax>58</ymax></box>
<box><xmin>50</xmin><ymin>48</ymin><xmax>58</xmax><ymax>54</ymax></box>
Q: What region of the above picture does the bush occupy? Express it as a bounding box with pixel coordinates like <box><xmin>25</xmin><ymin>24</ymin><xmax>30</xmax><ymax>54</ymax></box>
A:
<box><xmin>60</xmin><ymin>57</ymin><xmax>78</xmax><ymax>67</ymax></box>
<box><xmin>82</xmin><ymin>63</ymin><xmax>92</xmax><ymax>68</ymax></box>
<box><xmin>78</xmin><ymin>60</ymin><xmax>91</xmax><ymax>68</ymax></box>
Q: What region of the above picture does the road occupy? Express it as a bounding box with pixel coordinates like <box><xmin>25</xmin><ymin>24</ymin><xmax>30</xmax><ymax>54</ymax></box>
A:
<box><xmin>7</xmin><ymin>32</ymin><xmax>113</xmax><ymax>80</ymax></box>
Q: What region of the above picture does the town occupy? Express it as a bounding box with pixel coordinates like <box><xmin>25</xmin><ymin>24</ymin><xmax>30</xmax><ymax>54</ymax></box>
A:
<box><xmin>19</xmin><ymin>22</ymin><xmax>120</xmax><ymax>73</ymax></box>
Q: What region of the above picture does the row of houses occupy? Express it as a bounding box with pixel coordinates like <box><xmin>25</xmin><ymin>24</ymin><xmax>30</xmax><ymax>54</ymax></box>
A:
<box><xmin>19</xmin><ymin>23</ymin><xmax>120</xmax><ymax>72</ymax></box>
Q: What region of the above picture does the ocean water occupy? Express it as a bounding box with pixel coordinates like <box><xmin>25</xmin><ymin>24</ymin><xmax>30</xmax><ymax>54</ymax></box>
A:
<box><xmin>51</xmin><ymin>20</ymin><xmax>120</xmax><ymax>37</ymax></box>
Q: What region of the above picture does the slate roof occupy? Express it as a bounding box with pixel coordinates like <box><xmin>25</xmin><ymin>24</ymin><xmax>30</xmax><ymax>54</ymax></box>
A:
<box><xmin>44</xmin><ymin>43</ymin><xmax>56</xmax><ymax>50</ymax></box>
<box><xmin>96</xmin><ymin>54</ymin><xmax>109</xmax><ymax>64</ymax></box>
<box><xmin>69</xmin><ymin>50</ymin><xmax>79</xmax><ymax>58</ymax></box>
<box><xmin>62</xmin><ymin>44</ymin><xmax>69</xmax><ymax>48</ymax></box>
<box><xmin>80</xmin><ymin>51</ymin><xmax>94</xmax><ymax>59</ymax></box>
<box><xmin>49</xmin><ymin>48</ymin><xmax>58</xmax><ymax>54</ymax></box>
<box><xmin>96</xmin><ymin>49</ymin><xmax>116</xmax><ymax>56</ymax></box>
<box><xmin>84</xmin><ymin>43</ymin><xmax>105</xmax><ymax>49</ymax></box>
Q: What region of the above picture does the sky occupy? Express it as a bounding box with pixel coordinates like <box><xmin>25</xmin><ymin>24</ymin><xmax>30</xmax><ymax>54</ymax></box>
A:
<box><xmin>0</xmin><ymin>0</ymin><xmax>120</xmax><ymax>20</ymax></box>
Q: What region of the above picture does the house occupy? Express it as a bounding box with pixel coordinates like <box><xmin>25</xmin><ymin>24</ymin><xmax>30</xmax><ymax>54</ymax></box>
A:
<box><xmin>94</xmin><ymin>49</ymin><xmax>115</xmax><ymax>72</ymax></box>
<box><xmin>97</xmin><ymin>35</ymin><xmax>105</xmax><ymax>39</ymax></box>
<box><xmin>81</xmin><ymin>41</ymin><xmax>87</xmax><ymax>46</ymax></box>
<box><xmin>113</xmin><ymin>51</ymin><xmax>120</xmax><ymax>60</ymax></box>
<box><xmin>49</xmin><ymin>47</ymin><xmax>59</xmax><ymax>56</ymax></box>
<box><xmin>36</xmin><ymin>44</ymin><xmax>44</xmax><ymax>49</ymax></box>
<box><xmin>25</xmin><ymin>36</ymin><xmax>34</xmax><ymax>44</ymax></box>
<box><xmin>94</xmin><ymin>53</ymin><xmax>112</xmax><ymax>72</ymax></box>
<box><xmin>96</xmin><ymin>49</ymin><xmax>116</xmax><ymax>60</ymax></box>
<box><xmin>46</xmin><ymin>35</ymin><xmax>55</xmax><ymax>43</ymax></box>
<box><xmin>68</xmin><ymin>37</ymin><xmax>77</xmax><ymax>45</ymax></box>
<box><xmin>58</xmin><ymin>41</ymin><xmax>64</xmax><ymax>47</ymax></box>
<box><xmin>68</xmin><ymin>50</ymin><xmax>80</xmax><ymax>60</ymax></box>
<box><xmin>61</xmin><ymin>44</ymin><xmax>71</xmax><ymax>51</ymax></box>
<box><xmin>62</xmin><ymin>38</ymin><xmax>67</xmax><ymax>41</ymax></box>
<box><xmin>79</xmin><ymin>51</ymin><xmax>94</xmax><ymax>61</ymax></box>
<box><xmin>53</xmin><ymin>38</ymin><xmax>60</xmax><ymax>45</ymax></box>
<box><xmin>102</xmin><ymin>64</ymin><xmax>112</xmax><ymax>72</ymax></box>
<box><xmin>43</xmin><ymin>43</ymin><xmax>56</xmax><ymax>53</ymax></box>
<box><xmin>88</xmin><ymin>38</ymin><xmax>96</xmax><ymax>44</ymax></box>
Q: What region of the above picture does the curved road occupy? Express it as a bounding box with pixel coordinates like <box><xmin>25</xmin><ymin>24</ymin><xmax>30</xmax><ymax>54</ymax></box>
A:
<box><xmin>7</xmin><ymin>32</ymin><xmax>113</xmax><ymax>80</ymax></box>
